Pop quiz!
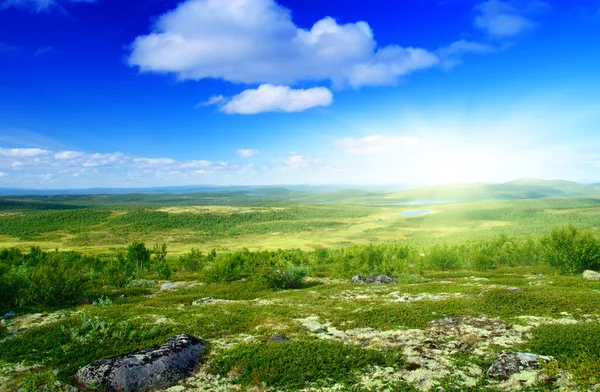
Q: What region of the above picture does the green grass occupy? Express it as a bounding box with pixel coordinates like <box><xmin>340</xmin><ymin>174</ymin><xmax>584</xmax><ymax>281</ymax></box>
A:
<box><xmin>210</xmin><ymin>339</ymin><xmax>405</xmax><ymax>390</ymax></box>
<box><xmin>2</xmin><ymin>188</ymin><xmax>600</xmax><ymax>390</ymax></box>
<box><xmin>524</xmin><ymin>323</ymin><xmax>600</xmax><ymax>387</ymax></box>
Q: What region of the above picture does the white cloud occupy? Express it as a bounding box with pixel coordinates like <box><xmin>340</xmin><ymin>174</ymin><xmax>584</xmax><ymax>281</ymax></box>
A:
<box><xmin>217</xmin><ymin>84</ymin><xmax>333</xmax><ymax>114</ymax></box>
<box><xmin>439</xmin><ymin>40</ymin><xmax>496</xmax><ymax>57</ymax></box>
<box><xmin>283</xmin><ymin>153</ymin><xmax>310</xmax><ymax>169</ymax></box>
<box><xmin>474</xmin><ymin>0</ymin><xmax>549</xmax><ymax>37</ymax></box>
<box><xmin>54</xmin><ymin>150</ymin><xmax>84</xmax><ymax>160</ymax></box>
<box><xmin>236</xmin><ymin>148</ymin><xmax>259</xmax><ymax>157</ymax></box>
<box><xmin>34</xmin><ymin>46</ymin><xmax>54</xmax><ymax>57</ymax></box>
<box><xmin>0</xmin><ymin>171</ymin><xmax>6</xmax><ymax>177</ymax></box>
<box><xmin>0</xmin><ymin>0</ymin><xmax>97</xmax><ymax>12</ymax></box>
<box><xmin>334</xmin><ymin>135</ymin><xmax>420</xmax><ymax>155</ymax></box>
<box><xmin>82</xmin><ymin>152</ymin><xmax>124</xmax><ymax>167</ymax></box>
<box><xmin>0</xmin><ymin>147</ymin><xmax>49</xmax><ymax>157</ymax></box>
<box><xmin>180</xmin><ymin>160</ymin><xmax>212</xmax><ymax>168</ymax></box>
<box><xmin>133</xmin><ymin>157</ymin><xmax>175</xmax><ymax>167</ymax></box>
<box><xmin>128</xmin><ymin>0</ymin><xmax>439</xmax><ymax>88</ymax></box>
<box><xmin>197</xmin><ymin>95</ymin><xmax>227</xmax><ymax>108</ymax></box>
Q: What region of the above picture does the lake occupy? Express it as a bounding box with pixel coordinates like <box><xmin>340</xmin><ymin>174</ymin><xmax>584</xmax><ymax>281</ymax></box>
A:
<box><xmin>401</xmin><ymin>209</ymin><xmax>432</xmax><ymax>217</ymax></box>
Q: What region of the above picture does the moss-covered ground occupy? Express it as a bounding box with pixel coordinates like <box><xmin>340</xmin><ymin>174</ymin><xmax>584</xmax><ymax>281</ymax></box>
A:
<box><xmin>1</xmin><ymin>269</ymin><xmax>599</xmax><ymax>391</ymax></box>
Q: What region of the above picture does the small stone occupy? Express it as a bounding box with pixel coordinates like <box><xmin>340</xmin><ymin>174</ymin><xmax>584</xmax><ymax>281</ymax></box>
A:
<box><xmin>120</xmin><ymin>294</ymin><xmax>127</xmax><ymax>299</ymax></box>
<box><xmin>583</xmin><ymin>270</ymin><xmax>600</xmax><ymax>281</ymax></box>
<box><xmin>506</xmin><ymin>287</ymin><xmax>522</xmax><ymax>292</ymax></box>
<box><xmin>351</xmin><ymin>275</ymin><xmax>364</xmax><ymax>284</ymax></box>
<box><xmin>3</xmin><ymin>311</ymin><xmax>17</xmax><ymax>320</ymax></box>
<box><xmin>192</xmin><ymin>297</ymin><xmax>215</xmax><ymax>305</ymax></box>
<box><xmin>487</xmin><ymin>352</ymin><xmax>554</xmax><ymax>380</ymax></box>
<box><xmin>458</xmin><ymin>343</ymin><xmax>473</xmax><ymax>352</ymax></box>
<box><xmin>268</xmin><ymin>334</ymin><xmax>290</xmax><ymax>343</ymax></box>
<box><xmin>161</xmin><ymin>282</ymin><xmax>178</xmax><ymax>291</ymax></box>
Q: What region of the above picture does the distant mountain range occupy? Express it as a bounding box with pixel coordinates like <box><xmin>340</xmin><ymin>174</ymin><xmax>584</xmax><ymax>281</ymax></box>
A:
<box><xmin>0</xmin><ymin>179</ymin><xmax>598</xmax><ymax>199</ymax></box>
<box><xmin>384</xmin><ymin>179</ymin><xmax>600</xmax><ymax>202</ymax></box>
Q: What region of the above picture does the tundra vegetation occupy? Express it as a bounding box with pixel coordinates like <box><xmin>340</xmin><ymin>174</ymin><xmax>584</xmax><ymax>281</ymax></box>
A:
<box><xmin>1</xmin><ymin>180</ymin><xmax>600</xmax><ymax>391</ymax></box>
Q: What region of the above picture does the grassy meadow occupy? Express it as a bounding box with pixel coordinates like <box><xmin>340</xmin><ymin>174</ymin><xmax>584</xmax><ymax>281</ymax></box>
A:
<box><xmin>1</xmin><ymin>179</ymin><xmax>600</xmax><ymax>391</ymax></box>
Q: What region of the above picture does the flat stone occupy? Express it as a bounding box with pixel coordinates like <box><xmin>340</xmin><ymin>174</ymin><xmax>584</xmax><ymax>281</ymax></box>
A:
<box><xmin>583</xmin><ymin>270</ymin><xmax>600</xmax><ymax>281</ymax></box>
<box><xmin>76</xmin><ymin>334</ymin><xmax>204</xmax><ymax>392</ymax></box>
<box><xmin>351</xmin><ymin>274</ymin><xmax>396</xmax><ymax>284</ymax></box>
<box><xmin>487</xmin><ymin>352</ymin><xmax>554</xmax><ymax>380</ymax></box>
<box><xmin>364</xmin><ymin>274</ymin><xmax>396</xmax><ymax>284</ymax></box>
<box><xmin>160</xmin><ymin>282</ymin><xmax>178</xmax><ymax>291</ymax></box>
<box><xmin>192</xmin><ymin>297</ymin><xmax>216</xmax><ymax>305</ymax></box>
<box><xmin>268</xmin><ymin>334</ymin><xmax>290</xmax><ymax>343</ymax></box>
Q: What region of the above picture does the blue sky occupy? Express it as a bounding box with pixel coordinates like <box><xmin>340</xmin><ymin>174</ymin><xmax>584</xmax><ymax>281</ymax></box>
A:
<box><xmin>0</xmin><ymin>0</ymin><xmax>599</xmax><ymax>188</ymax></box>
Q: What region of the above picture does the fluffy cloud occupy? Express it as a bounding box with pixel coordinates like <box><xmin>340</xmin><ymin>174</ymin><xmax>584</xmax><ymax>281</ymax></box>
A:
<box><xmin>54</xmin><ymin>150</ymin><xmax>84</xmax><ymax>160</ymax></box>
<box><xmin>180</xmin><ymin>160</ymin><xmax>212</xmax><ymax>168</ymax></box>
<box><xmin>283</xmin><ymin>153</ymin><xmax>310</xmax><ymax>169</ymax></box>
<box><xmin>0</xmin><ymin>147</ymin><xmax>49</xmax><ymax>157</ymax></box>
<box><xmin>214</xmin><ymin>84</ymin><xmax>332</xmax><ymax>114</ymax></box>
<box><xmin>128</xmin><ymin>0</ymin><xmax>439</xmax><ymax>88</ymax></box>
<box><xmin>334</xmin><ymin>135</ymin><xmax>420</xmax><ymax>155</ymax></box>
<box><xmin>236</xmin><ymin>149</ymin><xmax>259</xmax><ymax>157</ymax></box>
<box><xmin>474</xmin><ymin>0</ymin><xmax>549</xmax><ymax>37</ymax></box>
<box><xmin>0</xmin><ymin>0</ymin><xmax>97</xmax><ymax>12</ymax></box>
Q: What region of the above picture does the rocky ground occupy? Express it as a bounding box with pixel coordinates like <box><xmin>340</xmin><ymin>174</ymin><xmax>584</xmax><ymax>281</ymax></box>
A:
<box><xmin>1</xmin><ymin>270</ymin><xmax>600</xmax><ymax>391</ymax></box>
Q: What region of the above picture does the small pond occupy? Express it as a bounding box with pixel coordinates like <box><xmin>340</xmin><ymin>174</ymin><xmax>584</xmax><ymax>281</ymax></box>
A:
<box><xmin>400</xmin><ymin>209</ymin><xmax>432</xmax><ymax>217</ymax></box>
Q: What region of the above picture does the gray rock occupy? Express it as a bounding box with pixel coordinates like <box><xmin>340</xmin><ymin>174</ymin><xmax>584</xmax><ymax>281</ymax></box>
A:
<box><xmin>2</xmin><ymin>311</ymin><xmax>17</xmax><ymax>320</ymax></box>
<box><xmin>351</xmin><ymin>275</ymin><xmax>364</xmax><ymax>284</ymax></box>
<box><xmin>364</xmin><ymin>274</ymin><xmax>396</xmax><ymax>284</ymax></box>
<box><xmin>192</xmin><ymin>297</ymin><xmax>216</xmax><ymax>305</ymax></box>
<box><xmin>506</xmin><ymin>287</ymin><xmax>523</xmax><ymax>292</ymax></box>
<box><xmin>487</xmin><ymin>352</ymin><xmax>554</xmax><ymax>380</ymax></box>
<box><xmin>583</xmin><ymin>270</ymin><xmax>600</xmax><ymax>281</ymax></box>
<box><xmin>268</xmin><ymin>334</ymin><xmax>290</xmax><ymax>343</ymax></box>
<box><xmin>351</xmin><ymin>274</ymin><xmax>396</xmax><ymax>284</ymax></box>
<box><xmin>160</xmin><ymin>282</ymin><xmax>178</xmax><ymax>291</ymax></box>
<box><xmin>76</xmin><ymin>334</ymin><xmax>204</xmax><ymax>392</ymax></box>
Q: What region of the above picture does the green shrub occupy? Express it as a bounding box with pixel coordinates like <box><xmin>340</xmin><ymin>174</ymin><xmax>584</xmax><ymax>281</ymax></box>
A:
<box><xmin>155</xmin><ymin>262</ymin><xmax>172</xmax><ymax>280</ymax></box>
<box><xmin>178</xmin><ymin>248</ymin><xmax>206</xmax><ymax>272</ymax></box>
<box><xmin>105</xmin><ymin>251</ymin><xmax>136</xmax><ymax>288</ymax></box>
<box><xmin>540</xmin><ymin>224</ymin><xmax>600</xmax><ymax>274</ymax></box>
<box><xmin>201</xmin><ymin>252</ymin><xmax>247</xmax><ymax>283</ymax></box>
<box><xmin>255</xmin><ymin>264</ymin><xmax>309</xmax><ymax>290</ymax></box>
<box><xmin>210</xmin><ymin>339</ymin><xmax>404</xmax><ymax>389</ymax></box>
<box><xmin>21</xmin><ymin>253</ymin><xmax>88</xmax><ymax>307</ymax></box>
<box><xmin>427</xmin><ymin>244</ymin><xmax>461</xmax><ymax>271</ymax></box>
<box><xmin>127</xmin><ymin>241</ymin><xmax>152</xmax><ymax>274</ymax></box>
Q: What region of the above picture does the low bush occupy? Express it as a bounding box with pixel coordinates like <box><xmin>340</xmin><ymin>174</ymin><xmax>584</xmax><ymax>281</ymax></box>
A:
<box><xmin>20</xmin><ymin>253</ymin><xmax>88</xmax><ymax>307</ymax></box>
<box><xmin>427</xmin><ymin>244</ymin><xmax>461</xmax><ymax>271</ymax></box>
<box><xmin>540</xmin><ymin>224</ymin><xmax>600</xmax><ymax>274</ymax></box>
<box><xmin>255</xmin><ymin>264</ymin><xmax>309</xmax><ymax>290</ymax></box>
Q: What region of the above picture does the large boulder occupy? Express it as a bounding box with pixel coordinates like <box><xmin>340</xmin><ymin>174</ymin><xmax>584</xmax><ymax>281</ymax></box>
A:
<box><xmin>76</xmin><ymin>334</ymin><xmax>204</xmax><ymax>392</ymax></box>
<box><xmin>364</xmin><ymin>274</ymin><xmax>396</xmax><ymax>284</ymax></box>
<box><xmin>583</xmin><ymin>270</ymin><xmax>600</xmax><ymax>281</ymax></box>
<box><xmin>487</xmin><ymin>352</ymin><xmax>553</xmax><ymax>380</ymax></box>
